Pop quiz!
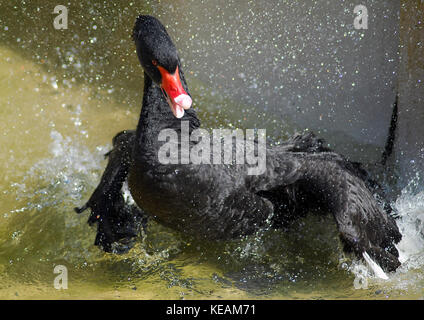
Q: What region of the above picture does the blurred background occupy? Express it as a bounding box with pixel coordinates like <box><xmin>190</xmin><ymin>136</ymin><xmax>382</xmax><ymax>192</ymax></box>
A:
<box><xmin>0</xmin><ymin>0</ymin><xmax>422</xmax><ymax>299</ymax></box>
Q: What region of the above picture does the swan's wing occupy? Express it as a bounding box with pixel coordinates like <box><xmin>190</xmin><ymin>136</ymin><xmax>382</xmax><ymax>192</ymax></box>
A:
<box><xmin>245</xmin><ymin>132</ymin><xmax>402</xmax><ymax>272</ymax></box>
<box><xmin>245</xmin><ymin>131</ymin><xmax>346</xmax><ymax>193</ymax></box>
<box><xmin>334</xmin><ymin>167</ymin><xmax>402</xmax><ymax>272</ymax></box>
<box><xmin>75</xmin><ymin>130</ymin><xmax>148</xmax><ymax>253</ymax></box>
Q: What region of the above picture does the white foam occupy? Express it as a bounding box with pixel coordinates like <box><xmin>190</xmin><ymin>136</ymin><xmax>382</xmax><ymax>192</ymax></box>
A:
<box><xmin>393</xmin><ymin>190</ymin><xmax>424</xmax><ymax>270</ymax></box>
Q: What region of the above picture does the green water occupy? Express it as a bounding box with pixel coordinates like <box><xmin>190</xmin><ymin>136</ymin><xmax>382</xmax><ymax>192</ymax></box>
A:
<box><xmin>0</xmin><ymin>1</ymin><xmax>423</xmax><ymax>299</ymax></box>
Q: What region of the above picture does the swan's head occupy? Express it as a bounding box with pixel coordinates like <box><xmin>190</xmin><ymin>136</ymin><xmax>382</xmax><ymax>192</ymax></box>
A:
<box><xmin>132</xmin><ymin>15</ymin><xmax>192</xmax><ymax>118</ymax></box>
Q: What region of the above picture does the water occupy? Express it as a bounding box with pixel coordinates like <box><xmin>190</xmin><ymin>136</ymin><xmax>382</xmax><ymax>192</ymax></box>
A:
<box><xmin>0</xmin><ymin>1</ymin><xmax>423</xmax><ymax>299</ymax></box>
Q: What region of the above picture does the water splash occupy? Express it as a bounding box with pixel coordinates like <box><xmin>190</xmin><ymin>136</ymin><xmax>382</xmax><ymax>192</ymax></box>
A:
<box><xmin>394</xmin><ymin>187</ymin><xmax>424</xmax><ymax>271</ymax></box>
<box><xmin>12</xmin><ymin>130</ymin><xmax>108</xmax><ymax>213</ymax></box>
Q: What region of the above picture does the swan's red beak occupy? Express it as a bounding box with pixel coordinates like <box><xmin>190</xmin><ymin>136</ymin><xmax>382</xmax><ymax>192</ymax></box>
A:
<box><xmin>158</xmin><ymin>65</ymin><xmax>192</xmax><ymax>118</ymax></box>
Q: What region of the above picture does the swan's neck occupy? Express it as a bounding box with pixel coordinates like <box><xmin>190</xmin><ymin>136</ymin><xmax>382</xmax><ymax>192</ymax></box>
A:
<box><xmin>133</xmin><ymin>70</ymin><xmax>200</xmax><ymax>161</ymax></box>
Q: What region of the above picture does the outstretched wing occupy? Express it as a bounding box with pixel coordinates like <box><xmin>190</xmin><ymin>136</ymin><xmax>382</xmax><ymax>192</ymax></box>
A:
<box><xmin>75</xmin><ymin>130</ymin><xmax>148</xmax><ymax>253</ymax></box>
<box><xmin>334</xmin><ymin>167</ymin><xmax>402</xmax><ymax>271</ymax></box>
<box><xmin>249</xmin><ymin>132</ymin><xmax>402</xmax><ymax>272</ymax></box>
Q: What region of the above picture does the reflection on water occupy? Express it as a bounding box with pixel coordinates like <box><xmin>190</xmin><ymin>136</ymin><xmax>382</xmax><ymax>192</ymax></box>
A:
<box><xmin>0</xmin><ymin>1</ymin><xmax>423</xmax><ymax>299</ymax></box>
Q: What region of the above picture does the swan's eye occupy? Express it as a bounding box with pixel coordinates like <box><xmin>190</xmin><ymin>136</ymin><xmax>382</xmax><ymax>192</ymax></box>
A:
<box><xmin>152</xmin><ymin>59</ymin><xmax>158</xmax><ymax>66</ymax></box>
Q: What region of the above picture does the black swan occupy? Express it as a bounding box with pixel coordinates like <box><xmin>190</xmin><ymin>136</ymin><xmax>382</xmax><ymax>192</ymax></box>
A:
<box><xmin>76</xmin><ymin>15</ymin><xmax>402</xmax><ymax>273</ymax></box>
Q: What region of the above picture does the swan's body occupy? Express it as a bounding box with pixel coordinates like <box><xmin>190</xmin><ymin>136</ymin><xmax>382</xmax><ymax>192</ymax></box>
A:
<box><xmin>76</xmin><ymin>15</ymin><xmax>402</xmax><ymax>272</ymax></box>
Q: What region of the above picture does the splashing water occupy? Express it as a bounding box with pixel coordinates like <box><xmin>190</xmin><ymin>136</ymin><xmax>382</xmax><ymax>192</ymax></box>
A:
<box><xmin>13</xmin><ymin>130</ymin><xmax>109</xmax><ymax>211</ymax></box>
<box><xmin>394</xmin><ymin>186</ymin><xmax>424</xmax><ymax>270</ymax></box>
